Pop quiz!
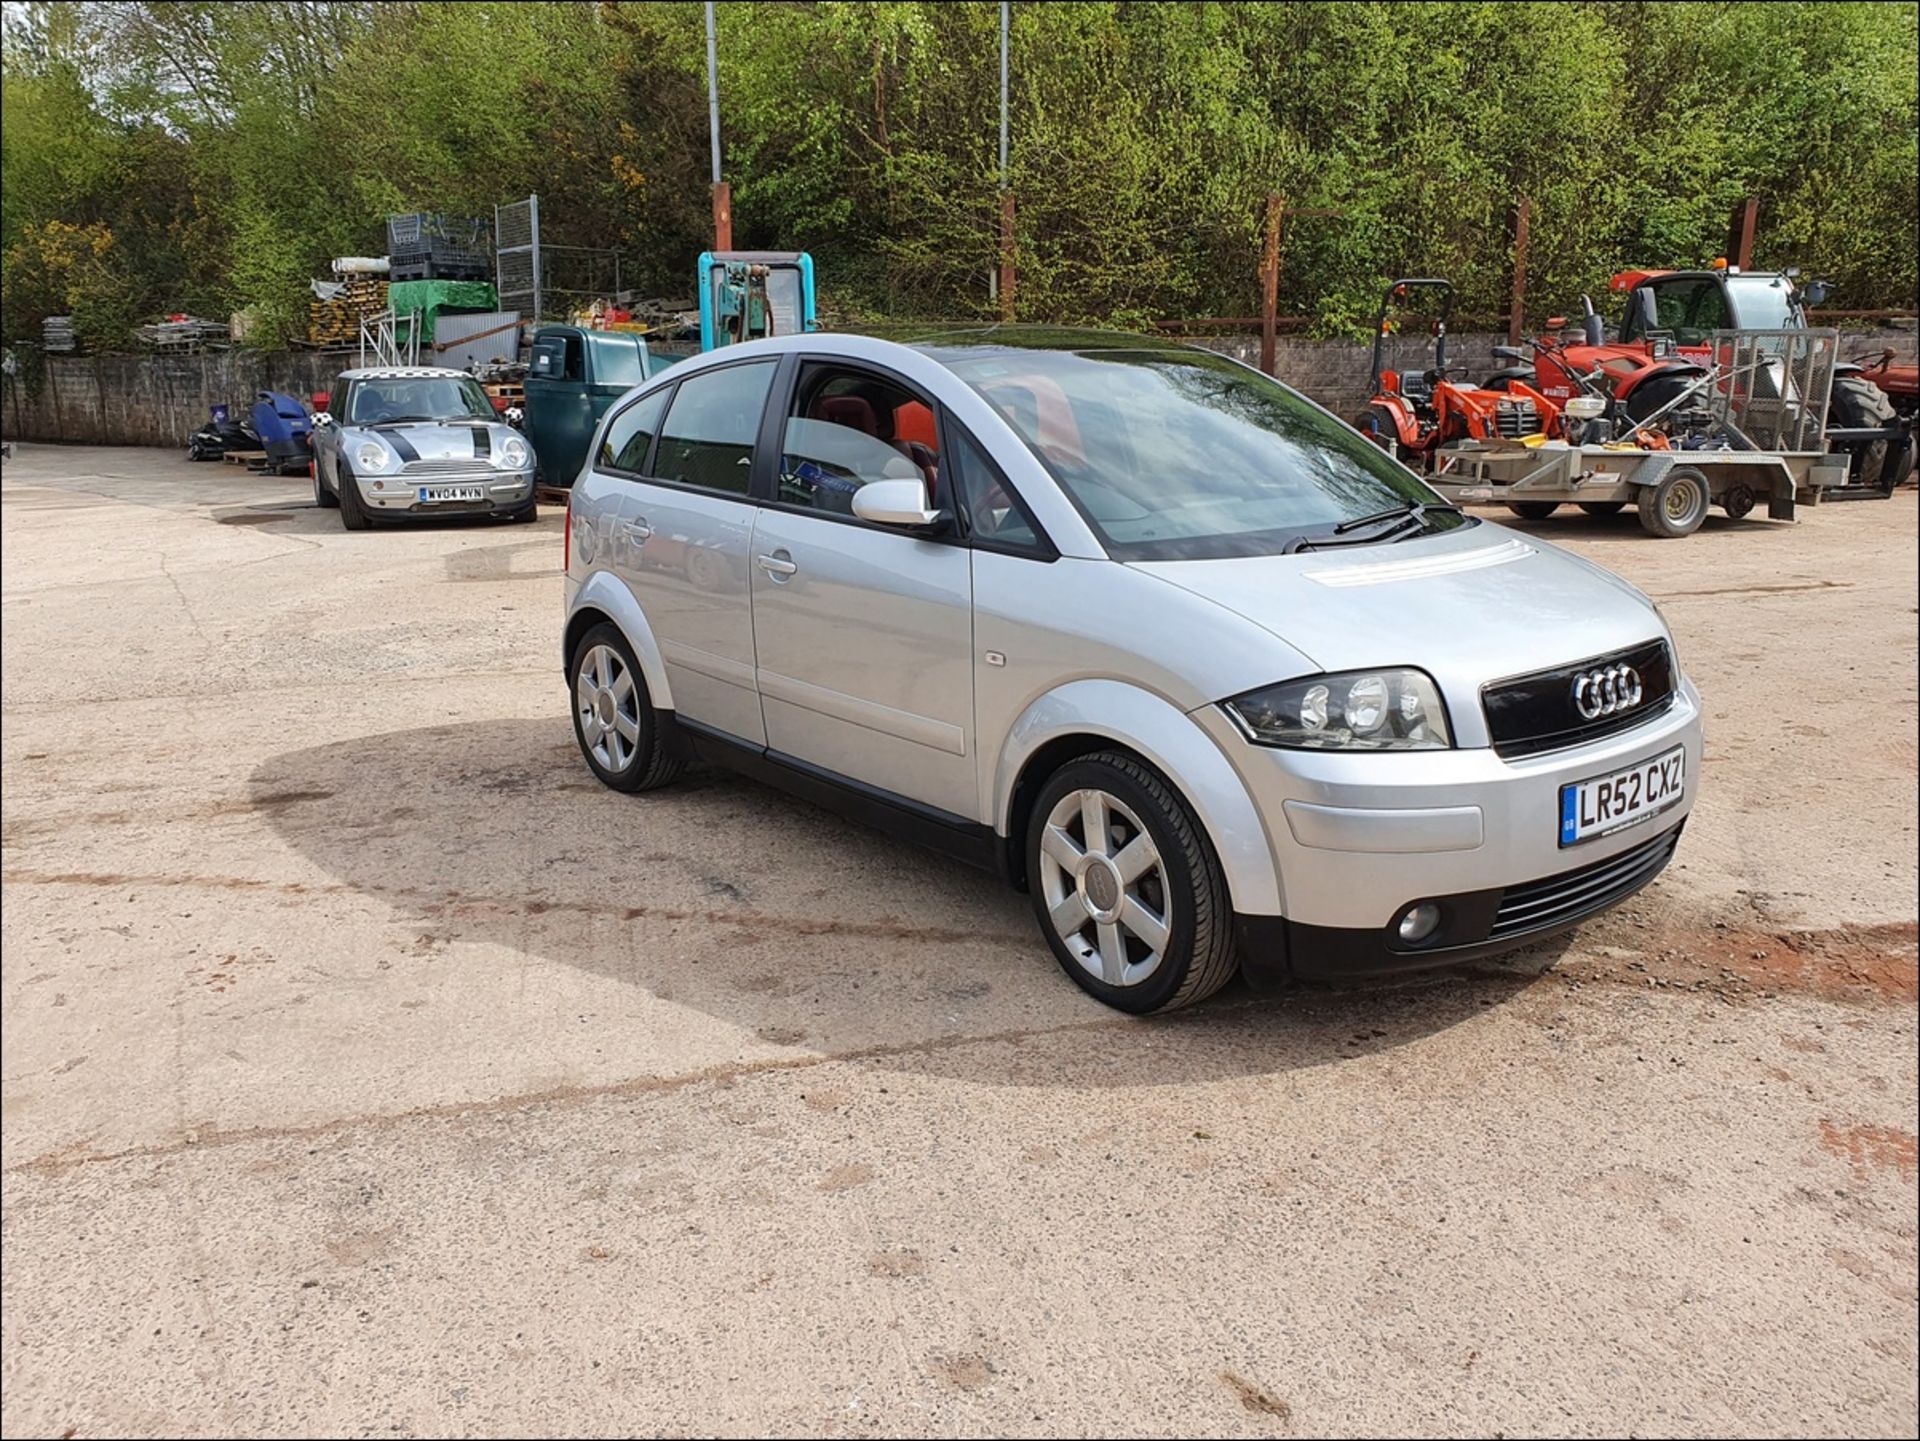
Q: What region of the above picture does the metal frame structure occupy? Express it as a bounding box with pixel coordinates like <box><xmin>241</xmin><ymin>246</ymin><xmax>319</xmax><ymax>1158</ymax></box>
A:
<box><xmin>495</xmin><ymin>195</ymin><xmax>541</xmax><ymax>324</ymax></box>
<box><xmin>358</xmin><ymin>309</ymin><xmax>421</xmax><ymax>369</ymax></box>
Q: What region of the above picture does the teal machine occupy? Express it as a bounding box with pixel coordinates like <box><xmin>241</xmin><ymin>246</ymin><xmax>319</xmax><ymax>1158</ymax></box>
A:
<box><xmin>698</xmin><ymin>251</ymin><xmax>817</xmax><ymax>351</ymax></box>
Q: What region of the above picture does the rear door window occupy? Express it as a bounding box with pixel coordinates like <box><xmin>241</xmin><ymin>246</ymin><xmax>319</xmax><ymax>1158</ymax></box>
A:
<box><xmin>598</xmin><ymin>388</ymin><xmax>671</xmax><ymax>474</ymax></box>
<box><xmin>651</xmin><ymin>362</ymin><xmax>776</xmax><ymax>496</ymax></box>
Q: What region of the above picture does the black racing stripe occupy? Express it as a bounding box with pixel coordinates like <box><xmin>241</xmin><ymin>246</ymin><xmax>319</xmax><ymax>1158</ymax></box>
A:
<box><xmin>471</xmin><ymin>426</ymin><xmax>491</xmax><ymax>459</ymax></box>
<box><xmin>386</xmin><ymin>429</ymin><xmax>421</xmax><ymax>463</ymax></box>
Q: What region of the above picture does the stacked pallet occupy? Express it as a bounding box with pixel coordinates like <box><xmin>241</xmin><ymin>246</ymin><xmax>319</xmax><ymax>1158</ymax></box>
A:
<box><xmin>307</xmin><ymin>275</ymin><xmax>390</xmax><ymax>345</ymax></box>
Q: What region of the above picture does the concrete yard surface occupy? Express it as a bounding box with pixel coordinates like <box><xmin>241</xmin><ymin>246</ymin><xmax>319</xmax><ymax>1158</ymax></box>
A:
<box><xmin>2</xmin><ymin>445</ymin><xmax>1915</xmax><ymax>1438</ymax></box>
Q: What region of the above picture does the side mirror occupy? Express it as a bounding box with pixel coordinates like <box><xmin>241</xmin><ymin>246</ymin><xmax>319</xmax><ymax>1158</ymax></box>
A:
<box><xmin>311</xmin><ymin>411</ymin><xmax>334</xmax><ymax>429</ymax></box>
<box><xmin>311</xmin><ymin>391</ymin><xmax>330</xmax><ymax>412</ymax></box>
<box><xmin>505</xmin><ymin>406</ymin><xmax>525</xmax><ymax>428</ymax></box>
<box><xmin>852</xmin><ymin>477</ymin><xmax>946</xmax><ymax>530</ymax></box>
<box><xmin>1801</xmin><ymin>279</ymin><xmax>1830</xmax><ymax>308</ymax></box>
<box><xmin>1630</xmin><ymin>287</ymin><xmax>1660</xmax><ymax>336</ymax></box>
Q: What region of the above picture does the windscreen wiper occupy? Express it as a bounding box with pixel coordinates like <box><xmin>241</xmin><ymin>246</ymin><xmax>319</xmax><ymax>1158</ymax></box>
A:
<box><xmin>1282</xmin><ymin>501</ymin><xmax>1459</xmax><ymax>555</ymax></box>
<box><xmin>1332</xmin><ymin>500</ymin><xmax>1459</xmax><ymax>535</ymax></box>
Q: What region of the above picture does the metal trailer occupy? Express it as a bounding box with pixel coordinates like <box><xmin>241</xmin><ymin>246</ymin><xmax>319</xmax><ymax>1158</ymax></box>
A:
<box><xmin>1430</xmin><ymin>441</ymin><xmax>1850</xmax><ymax>537</ymax></box>
<box><xmin>1429</xmin><ymin>325</ymin><xmax>1854</xmax><ymax>537</ymax></box>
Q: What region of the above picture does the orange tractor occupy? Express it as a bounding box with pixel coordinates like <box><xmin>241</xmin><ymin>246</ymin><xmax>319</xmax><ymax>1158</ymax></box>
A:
<box><xmin>1352</xmin><ymin>278</ymin><xmax>1562</xmax><ymax>470</ymax></box>
<box><xmin>1496</xmin><ymin>266</ymin><xmax>1915</xmax><ymax>495</ymax></box>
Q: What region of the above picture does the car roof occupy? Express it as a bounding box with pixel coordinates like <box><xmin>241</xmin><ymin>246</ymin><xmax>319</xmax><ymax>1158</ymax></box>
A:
<box><xmin>335</xmin><ymin>367</ymin><xmax>475</xmax><ymax>381</ymax></box>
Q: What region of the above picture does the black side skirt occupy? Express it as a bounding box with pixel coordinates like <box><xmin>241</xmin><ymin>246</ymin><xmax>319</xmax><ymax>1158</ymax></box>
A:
<box><xmin>668</xmin><ymin>714</ymin><xmax>1007</xmax><ymax>878</ymax></box>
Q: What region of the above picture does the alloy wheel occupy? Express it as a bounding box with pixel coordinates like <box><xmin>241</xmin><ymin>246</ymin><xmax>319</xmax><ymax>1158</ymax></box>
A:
<box><xmin>1037</xmin><ymin>787</ymin><xmax>1173</xmax><ymax>987</ymax></box>
<box><xmin>575</xmin><ymin>643</ymin><xmax>642</xmax><ymax>773</ymax></box>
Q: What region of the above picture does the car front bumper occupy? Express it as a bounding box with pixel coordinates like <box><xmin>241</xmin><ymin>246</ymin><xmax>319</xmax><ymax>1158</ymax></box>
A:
<box><xmin>1193</xmin><ymin>679</ymin><xmax>1704</xmax><ymax>980</ymax></box>
<box><xmin>357</xmin><ymin>471</ymin><xmax>534</xmax><ymax>515</ymax></box>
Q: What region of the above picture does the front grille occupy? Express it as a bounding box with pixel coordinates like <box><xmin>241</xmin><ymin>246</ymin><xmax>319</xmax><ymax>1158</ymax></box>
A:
<box><xmin>1495</xmin><ymin>398</ymin><xmax>1540</xmax><ymax>438</ymax></box>
<box><xmin>1489</xmin><ymin>825</ymin><xmax>1682</xmax><ymax>941</ymax></box>
<box><xmin>1483</xmin><ymin>639</ymin><xmax>1676</xmax><ymax>758</ymax></box>
<box><xmin>402</xmin><ymin>458</ymin><xmax>491</xmax><ymax>478</ymax></box>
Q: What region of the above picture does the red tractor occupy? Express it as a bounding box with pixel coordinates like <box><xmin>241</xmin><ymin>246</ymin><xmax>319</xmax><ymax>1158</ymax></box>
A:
<box><xmin>1496</xmin><ymin>266</ymin><xmax>1914</xmax><ymax>494</ymax></box>
<box><xmin>1352</xmin><ymin>279</ymin><xmax>1561</xmax><ymax>470</ymax></box>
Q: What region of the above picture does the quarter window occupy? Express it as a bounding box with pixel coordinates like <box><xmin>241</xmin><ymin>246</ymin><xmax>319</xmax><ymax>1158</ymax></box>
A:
<box><xmin>949</xmin><ymin>426</ymin><xmax>1045</xmax><ymax>555</ymax></box>
<box><xmin>777</xmin><ymin>363</ymin><xmax>941</xmax><ymax>516</ymax></box>
<box><xmin>598</xmin><ymin>388</ymin><xmax>670</xmax><ymax>474</ymax></box>
<box><xmin>651</xmin><ymin>362</ymin><xmax>776</xmax><ymax>495</ymax></box>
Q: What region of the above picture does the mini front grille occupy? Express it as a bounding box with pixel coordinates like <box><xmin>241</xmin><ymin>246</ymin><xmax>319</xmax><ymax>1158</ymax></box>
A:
<box><xmin>1489</xmin><ymin>825</ymin><xmax>1682</xmax><ymax>940</ymax></box>
<box><xmin>1483</xmin><ymin>639</ymin><xmax>1676</xmax><ymax>758</ymax></box>
<box><xmin>401</xmin><ymin>458</ymin><xmax>491</xmax><ymax>477</ymax></box>
<box><xmin>1495</xmin><ymin>398</ymin><xmax>1540</xmax><ymax>438</ymax></box>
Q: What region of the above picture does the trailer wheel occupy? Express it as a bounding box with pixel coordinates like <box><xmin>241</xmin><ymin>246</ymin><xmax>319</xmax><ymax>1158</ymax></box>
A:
<box><xmin>1505</xmin><ymin>501</ymin><xmax>1560</xmax><ymax>520</ymax></box>
<box><xmin>1577</xmin><ymin>501</ymin><xmax>1624</xmax><ymax>517</ymax></box>
<box><xmin>1637</xmin><ymin>467</ymin><xmax>1709</xmax><ymax>538</ymax></box>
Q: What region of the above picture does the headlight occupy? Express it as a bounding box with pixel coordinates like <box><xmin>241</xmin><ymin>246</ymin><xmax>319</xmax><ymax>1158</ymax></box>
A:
<box><xmin>498</xmin><ymin>436</ymin><xmax>531</xmax><ymax>470</ymax></box>
<box><xmin>1223</xmin><ymin>668</ymin><xmax>1452</xmax><ymax>750</ymax></box>
<box><xmin>354</xmin><ymin>439</ymin><xmax>391</xmax><ymax>472</ymax></box>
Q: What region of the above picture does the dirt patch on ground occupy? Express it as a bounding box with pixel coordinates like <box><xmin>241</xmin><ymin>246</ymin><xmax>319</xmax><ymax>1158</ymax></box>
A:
<box><xmin>1817</xmin><ymin>1120</ymin><xmax>1919</xmax><ymax>1182</ymax></box>
<box><xmin>1553</xmin><ymin>918</ymin><xmax>1918</xmax><ymax>1003</ymax></box>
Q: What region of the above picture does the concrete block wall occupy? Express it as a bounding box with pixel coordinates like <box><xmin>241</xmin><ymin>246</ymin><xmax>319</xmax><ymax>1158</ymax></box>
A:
<box><xmin>2</xmin><ymin>350</ymin><xmax>349</xmax><ymax>448</ymax></box>
<box><xmin>1</xmin><ymin>327</ymin><xmax>1911</xmax><ymax>449</ymax></box>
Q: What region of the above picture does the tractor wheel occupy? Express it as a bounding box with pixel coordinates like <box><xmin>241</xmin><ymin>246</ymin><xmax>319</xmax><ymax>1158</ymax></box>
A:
<box><xmin>1637</xmin><ymin>467</ymin><xmax>1710</xmax><ymax>538</ymax></box>
<box><xmin>1505</xmin><ymin>501</ymin><xmax>1560</xmax><ymax>520</ymax></box>
<box><xmin>1623</xmin><ymin>372</ymin><xmax>1705</xmax><ymax>428</ymax></box>
<box><xmin>1351</xmin><ymin>408</ymin><xmax>1396</xmax><ymax>457</ymax></box>
<box><xmin>1828</xmin><ymin>373</ymin><xmax>1897</xmax><ymax>490</ymax></box>
<box><xmin>1577</xmin><ymin>501</ymin><xmax>1624</xmax><ymax>517</ymax></box>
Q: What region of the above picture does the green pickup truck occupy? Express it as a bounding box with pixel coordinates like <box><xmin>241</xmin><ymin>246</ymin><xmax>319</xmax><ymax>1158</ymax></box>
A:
<box><xmin>523</xmin><ymin>327</ymin><xmax>679</xmax><ymax>487</ymax></box>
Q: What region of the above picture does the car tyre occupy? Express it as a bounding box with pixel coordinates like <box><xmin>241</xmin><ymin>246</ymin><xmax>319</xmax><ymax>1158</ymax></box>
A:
<box><xmin>1637</xmin><ymin>466</ymin><xmax>1709</xmax><ymax>538</ymax></box>
<box><xmin>1505</xmin><ymin>500</ymin><xmax>1560</xmax><ymax>520</ymax></box>
<box><xmin>569</xmin><ymin>623</ymin><xmax>684</xmax><ymax>793</ymax></box>
<box><xmin>314</xmin><ymin>462</ymin><xmax>339</xmax><ymax>508</ymax></box>
<box><xmin>507</xmin><ymin>500</ymin><xmax>539</xmax><ymax>523</ymax></box>
<box><xmin>1025</xmin><ymin>751</ymin><xmax>1237</xmax><ymax>1014</ymax></box>
<box><xmin>338</xmin><ymin>462</ymin><xmax>372</xmax><ymax>530</ymax></box>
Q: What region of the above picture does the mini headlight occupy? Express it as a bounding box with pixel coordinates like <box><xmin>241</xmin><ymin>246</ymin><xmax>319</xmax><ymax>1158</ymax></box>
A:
<box><xmin>499</xmin><ymin>436</ymin><xmax>531</xmax><ymax>470</ymax></box>
<box><xmin>1222</xmin><ymin>669</ymin><xmax>1452</xmax><ymax>751</ymax></box>
<box><xmin>354</xmin><ymin>439</ymin><xmax>391</xmax><ymax>472</ymax></box>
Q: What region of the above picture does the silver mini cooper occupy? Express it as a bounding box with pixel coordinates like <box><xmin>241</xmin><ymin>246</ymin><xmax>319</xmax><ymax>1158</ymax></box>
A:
<box><xmin>312</xmin><ymin>366</ymin><xmax>536</xmax><ymax>528</ymax></box>
<box><xmin>561</xmin><ymin>329</ymin><xmax>1702</xmax><ymax>1012</ymax></box>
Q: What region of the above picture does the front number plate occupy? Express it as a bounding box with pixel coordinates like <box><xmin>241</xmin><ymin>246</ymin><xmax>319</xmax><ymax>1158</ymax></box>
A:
<box><xmin>418</xmin><ymin>485</ymin><xmax>485</xmax><ymax>503</ymax></box>
<box><xmin>1559</xmin><ymin>745</ymin><xmax>1685</xmax><ymax>848</ymax></box>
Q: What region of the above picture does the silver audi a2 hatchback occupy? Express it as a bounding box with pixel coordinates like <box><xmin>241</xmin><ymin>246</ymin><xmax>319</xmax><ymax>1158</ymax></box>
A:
<box><xmin>562</xmin><ymin>329</ymin><xmax>1701</xmax><ymax>1012</ymax></box>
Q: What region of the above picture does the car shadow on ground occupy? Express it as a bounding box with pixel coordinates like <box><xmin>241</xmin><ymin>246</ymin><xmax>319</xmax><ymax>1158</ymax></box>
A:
<box><xmin>210</xmin><ymin>495</ymin><xmax>559</xmax><ymax>534</ymax></box>
<box><xmin>249</xmin><ymin>718</ymin><xmax>1559</xmax><ymax>1089</ymax></box>
<box><xmin>1471</xmin><ymin>506</ymin><xmax>1804</xmax><ymax>547</ymax></box>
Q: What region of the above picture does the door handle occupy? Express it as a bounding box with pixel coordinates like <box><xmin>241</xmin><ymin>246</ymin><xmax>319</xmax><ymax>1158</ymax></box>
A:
<box><xmin>624</xmin><ymin>517</ymin><xmax>653</xmax><ymax>541</ymax></box>
<box><xmin>757</xmin><ymin>551</ymin><xmax>798</xmax><ymax>579</ymax></box>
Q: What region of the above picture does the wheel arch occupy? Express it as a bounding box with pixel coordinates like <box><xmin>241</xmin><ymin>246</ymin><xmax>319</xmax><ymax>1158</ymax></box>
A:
<box><xmin>992</xmin><ymin>679</ymin><xmax>1283</xmax><ymax>914</ymax></box>
<box><xmin>564</xmin><ymin>570</ymin><xmax>673</xmax><ymax>709</ymax></box>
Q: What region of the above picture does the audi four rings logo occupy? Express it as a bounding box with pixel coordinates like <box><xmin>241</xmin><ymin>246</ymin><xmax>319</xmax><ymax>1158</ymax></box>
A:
<box><xmin>1572</xmin><ymin>664</ymin><xmax>1643</xmax><ymax>720</ymax></box>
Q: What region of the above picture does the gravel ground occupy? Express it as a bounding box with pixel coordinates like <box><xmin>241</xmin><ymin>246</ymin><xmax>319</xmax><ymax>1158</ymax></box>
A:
<box><xmin>2</xmin><ymin>445</ymin><xmax>1915</xmax><ymax>1438</ymax></box>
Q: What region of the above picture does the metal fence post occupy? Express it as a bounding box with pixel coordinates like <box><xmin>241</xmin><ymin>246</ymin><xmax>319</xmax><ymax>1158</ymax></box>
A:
<box><xmin>1260</xmin><ymin>194</ymin><xmax>1283</xmax><ymax>376</ymax></box>
<box><xmin>1507</xmin><ymin>195</ymin><xmax>1531</xmax><ymax>346</ymax></box>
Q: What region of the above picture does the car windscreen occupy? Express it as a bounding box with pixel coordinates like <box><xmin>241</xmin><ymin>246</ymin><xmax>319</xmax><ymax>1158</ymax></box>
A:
<box><xmin>934</xmin><ymin>346</ymin><xmax>1466</xmax><ymax>559</ymax></box>
<box><xmin>347</xmin><ymin>376</ymin><xmax>495</xmax><ymax>425</ymax></box>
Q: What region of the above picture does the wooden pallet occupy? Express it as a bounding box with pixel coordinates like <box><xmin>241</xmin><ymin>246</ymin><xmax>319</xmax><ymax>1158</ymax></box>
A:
<box><xmin>222</xmin><ymin>450</ymin><xmax>267</xmax><ymax>466</ymax></box>
<box><xmin>485</xmin><ymin>383</ymin><xmax>525</xmax><ymax>401</ymax></box>
<box><xmin>536</xmin><ymin>484</ymin><xmax>570</xmax><ymax>505</ymax></box>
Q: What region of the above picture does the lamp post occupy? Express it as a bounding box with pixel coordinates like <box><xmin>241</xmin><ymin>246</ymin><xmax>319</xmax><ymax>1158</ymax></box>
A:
<box><xmin>707</xmin><ymin>2</ymin><xmax>731</xmax><ymax>251</ymax></box>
